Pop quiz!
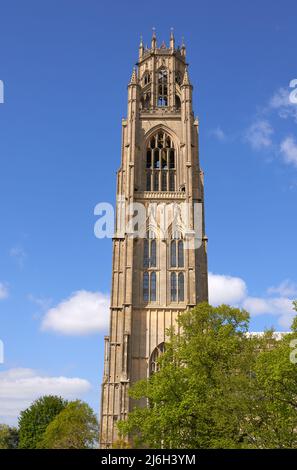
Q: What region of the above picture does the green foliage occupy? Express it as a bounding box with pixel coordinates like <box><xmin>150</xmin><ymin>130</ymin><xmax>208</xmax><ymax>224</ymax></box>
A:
<box><xmin>246</xmin><ymin>332</ymin><xmax>297</xmax><ymax>447</ymax></box>
<box><xmin>0</xmin><ymin>424</ymin><xmax>19</xmax><ymax>449</ymax></box>
<box><xmin>18</xmin><ymin>395</ymin><xmax>68</xmax><ymax>449</ymax></box>
<box><xmin>39</xmin><ymin>400</ymin><xmax>98</xmax><ymax>449</ymax></box>
<box><xmin>118</xmin><ymin>301</ymin><xmax>297</xmax><ymax>449</ymax></box>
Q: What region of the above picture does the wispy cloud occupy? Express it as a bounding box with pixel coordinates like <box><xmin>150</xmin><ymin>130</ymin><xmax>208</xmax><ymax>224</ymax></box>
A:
<box><xmin>0</xmin><ymin>283</ymin><xmax>9</xmax><ymax>300</ymax></box>
<box><xmin>210</xmin><ymin>126</ymin><xmax>226</xmax><ymax>142</ymax></box>
<box><xmin>0</xmin><ymin>368</ymin><xmax>91</xmax><ymax>425</ymax></box>
<box><xmin>28</xmin><ymin>294</ymin><xmax>52</xmax><ymax>311</ymax></box>
<box><xmin>245</xmin><ymin>120</ymin><xmax>274</xmax><ymax>150</ymax></box>
<box><xmin>10</xmin><ymin>246</ymin><xmax>27</xmax><ymax>269</ymax></box>
<box><xmin>267</xmin><ymin>279</ymin><xmax>297</xmax><ymax>297</ymax></box>
<box><xmin>41</xmin><ymin>290</ymin><xmax>110</xmax><ymax>335</ymax></box>
<box><xmin>269</xmin><ymin>87</ymin><xmax>297</xmax><ymax>122</ymax></box>
<box><xmin>280</xmin><ymin>136</ymin><xmax>297</xmax><ymax>168</ymax></box>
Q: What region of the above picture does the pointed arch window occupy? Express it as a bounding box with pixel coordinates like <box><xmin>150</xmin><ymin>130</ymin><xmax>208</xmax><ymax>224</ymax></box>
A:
<box><xmin>149</xmin><ymin>342</ymin><xmax>165</xmax><ymax>375</ymax></box>
<box><xmin>145</xmin><ymin>132</ymin><xmax>175</xmax><ymax>192</ymax></box>
<box><xmin>143</xmin><ymin>234</ymin><xmax>157</xmax><ymax>268</ymax></box>
<box><xmin>170</xmin><ymin>240</ymin><xmax>176</xmax><ymax>267</ymax></box>
<box><xmin>143</xmin><ymin>272</ymin><xmax>149</xmax><ymax>302</ymax></box>
<box><xmin>178</xmin><ymin>272</ymin><xmax>185</xmax><ymax>301</ymax></box>
<box><xmin>150</xmin><ymin>272</ymin><xmax>156</xmax><ymax>301</ymax></box>
<box><xmin>171</xmin><ymin>272</ymin><xmax>177</xmax><ymax>301</ymax></box>
<box><xmin>151</xmin><ymin>239</ymin><xmax>156</xmax><ymax>267</ymax></box>
<box><xmin>143</xmin><ymin>239</ymin><xmax>149</xmax><ymax>268</ymax></box>
<box><xmin>143</xmin><ymin>271</ymin><xmax>157</xmax><ymax>302</ymax></box>
<box><xmin>178</xmin><ymin>240</ymin><xmax>184</xmax><ymax>267</ymax></box>
<box><xmin>158</xmin><ymin>68</ymin><xmax>168</xmax><ymax>106</ymax></box>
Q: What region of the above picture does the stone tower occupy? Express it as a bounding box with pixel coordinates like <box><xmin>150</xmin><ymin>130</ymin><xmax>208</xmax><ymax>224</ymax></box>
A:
<box><xmin>99</xmin><ymin>30</ymin><xmax>208</xmax><ymax>448</ymax></box>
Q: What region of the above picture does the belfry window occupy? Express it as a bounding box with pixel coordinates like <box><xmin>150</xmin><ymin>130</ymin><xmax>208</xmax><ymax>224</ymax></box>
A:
<box><xmin>143</xmin><ymin>72</ymin><xmax>151</xmax><ymax>86</ymax></box>
<box><xmin>146</xmin><ymin>132</ymin><xmax>176</xmax><ymax>191</ymax></box>
<box><xmin>158</xmin><ymin>68</ymin><xmax>168</xmax><ymax>106</ymax></box>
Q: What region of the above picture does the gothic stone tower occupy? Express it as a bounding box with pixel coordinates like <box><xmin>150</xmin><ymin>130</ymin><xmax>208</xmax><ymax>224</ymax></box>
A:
<box><xmin>99</xmin><ymin>31</ymin><xmax>208</xmax><ymax>448</ymax></box>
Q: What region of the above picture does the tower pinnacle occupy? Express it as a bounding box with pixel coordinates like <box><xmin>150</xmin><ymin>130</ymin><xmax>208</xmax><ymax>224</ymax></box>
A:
<box><xmin>170</xmin><ymin>28</ymin><xmax>175</xmax><ymax>50</ymax></box>
<box><xmin>151</xmin><ymin>27</ymin><xmax>157</xmax><ymax>49</ymax></box>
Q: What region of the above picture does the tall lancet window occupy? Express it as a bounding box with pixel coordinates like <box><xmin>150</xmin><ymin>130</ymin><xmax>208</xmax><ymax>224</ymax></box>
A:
<box><xmin>146</xmin><ymin>132</ymin><xmax>175</xmax><ymax>191</ymax></box>
<box><xmin>143</xmin><ymin>232</ymin><xmax>157</xmax><ymax>303</ymax></box>
<box><xmin>178</xmin><ymin>272</ymin><xmax>185</xmax><ymax>301</ymax></box>
<box><xmin>143</xmin><ymin>232</ymin><xmax>157</xmax><ymax>268</ymax></box>
<box><xmin>171</xmin><ymin>272</ymin><xmax>177</xmax><ymax>301</ymax></box>
<box><xmin>158</xmin><ymin>68</ymin><xmax>168</xmax><ymax>106</ymax></box>
<box><xmin>170</xmin><ymin>239</ymin><xmax>184</xmax><ymax>268</ymax></box>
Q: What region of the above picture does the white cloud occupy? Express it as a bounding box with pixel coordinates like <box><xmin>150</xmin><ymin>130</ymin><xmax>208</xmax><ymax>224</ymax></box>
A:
<box><xmin>210</xmin><ymin>126</ymin><xmax>226</xmax><ymax>141</ymax></box>
<box><xmin>269</xmin><ymin>87</ymin><xmax>297</xmax><ymax>122</ymax></box>
<box><xmin>0</xmin><ymin>368</ymin><xmax>91</xmax><ymax>425</ymax></box>
<box><xmin>10</xmin><ymin>246</ymin><xmax>27</xmax><ymax>269</ymax></box>
<box><xmin>0</xmin><ymin>283</ymin><xmax>9</xmax><ymax>300</ymax></box>
<box><xmin>209</xmin><ymin>273</ymin><xmax>296</xmax><ymax>329</ymax></box>
<box><xmin>41</xmin><ymin>290</ymin><xmax>109</xmax><ymax>335</ymax></box>
<box><xmin>267</xmin><ymin>279</ymin><xmax>297</xmax><ymax>297</ymax></box>
<box><xmin>242</xmin><ymin>296</ymin><xmax>295</xmax><ymax>328</ymax></box>
<box><xmin>208</xmin><ymin>272</ymin><xmax>247</xmax><ymax>305</ymax></box>
<box><xmin>245</xmin><ymin>120</ymin><xmax>274</xmax><ymax>150</ymax></box>
<box><xmin>280</xmin><ymin>136</ymin><xmax>297</xmax><ymax>168</ymax></box>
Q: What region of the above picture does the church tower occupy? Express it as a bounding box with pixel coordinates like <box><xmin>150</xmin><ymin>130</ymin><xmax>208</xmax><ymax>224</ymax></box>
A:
<box><xmin>99</xmin><ymin>30</ymin><xmax>208</xmax><ymax>448</ymax></box>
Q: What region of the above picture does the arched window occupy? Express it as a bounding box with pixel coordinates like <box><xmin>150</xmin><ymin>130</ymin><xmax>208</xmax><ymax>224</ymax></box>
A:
<box><xmin>143</xmin><ymin>239</ymin><xmax>149</xmax><ymax>267</ymax></box>
<box><xmin>149</xmin><ymin>342</ymin><xmax>165</xmax><ymax>375</ymax></box>
<box><xmin>178</xmin><ymin>240</ymin><xmax>184</xmax><ymax>267</ymax></box>
<box><xmin>143</xmin><ymin>235</ymin><xmax>157</xmax><ymax>268</ymax></box>
<box><xmin>175</xmin><ymin>71</ymin><xmax>182</xmax><ymax>86</ymax></box>
<box><xmin>143</xmin><ymin>72</ymin><xmax>151</xmax><ymax>86</ymax></box>
<box><xmin>145</xmin><ymin>132</ymin><xmax>175</xmax><ymax>192</ymax></box>
<box><xmin>151</xmin><ymin>239</ymin><xmax>156</xmax><ymax>267</ymax></box>
<box><xmin>143</xmin><ymin>272</ymin><xmax>149</xmax><ymax>302</ymax></box>
<box><xmin>143</xmin><ymin>271</ymin><xmax>157</xmax><ymax>302</ymax></box>
<box><xmin>158</xmin><ymin>68</ymin><xmax>168</xmax><ymax>106</ymax></box>
<box><xmin>170</xmin><ymin>240</ymin><xmax>176</xmax><ymax>267</ymax></box>
<box><xmin>175</xmin><ymin>95</ymin><xmax>181</xmax><ymax>109</ymax></box>
<box><xmin>178</xmin><ymin>272</ymin><xmax>184</xmax><ymax>301</ymax></box>
<box><xmin>150</xmin><ymin>272</ymin><xmax>156</xmax><ymax>301</ymax></box>
<box><xmin>171</xmin><ymin>272</ymin><xmax>177</xmax><ymax>301</ymax></box>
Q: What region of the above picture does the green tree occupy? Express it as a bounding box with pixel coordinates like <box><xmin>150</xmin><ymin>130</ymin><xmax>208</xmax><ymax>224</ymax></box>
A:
<box><xmin>0</xmin><ymin>424</ymin><xmax>19</xmax><ymax>449</ymax></box>
<box><xmin>244</xmin><ymin>302</ymin><xmax>297</xmax><ymax>448</ymax></box>
<box><xmin>39</xmin><ymin>400</ymin><xmax>98</xmax><ymax>449</ymax></box>
<box><xmin>18</xmin><ymin>395</ymin><xmax>68</xmax><ymax>448</ymax></box>
<box><xmin>118</xmin><ymin>303</ymin><xmax>259</xmax><ymax>448</ymax></box>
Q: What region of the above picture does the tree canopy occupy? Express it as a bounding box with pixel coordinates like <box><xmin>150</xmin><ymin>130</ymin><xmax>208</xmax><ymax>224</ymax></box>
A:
<box><xmin>39</xmin><ymin>400</ymin><xmax>98</xmax><ymax>449</ymax></box>
<box><xmin>18</xmin><ymin>395</ymin><xmax>68</xmax><ymax>449</ymax></box>
<box><xmin>118</xmin><ymin>302</ymin><xmax>297</xmax><ymax>448</ymax></box>
<box><xmin>0</xmin><ymin>424</ymin><xmax>19</xmax><ymax>449</ymax></box>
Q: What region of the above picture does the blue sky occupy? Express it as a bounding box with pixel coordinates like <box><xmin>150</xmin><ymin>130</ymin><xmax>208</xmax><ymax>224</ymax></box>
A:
<box><xmin>0</xmin><ymin>0</ymin><xmax>297</xmax><ymax>423</ymax></box>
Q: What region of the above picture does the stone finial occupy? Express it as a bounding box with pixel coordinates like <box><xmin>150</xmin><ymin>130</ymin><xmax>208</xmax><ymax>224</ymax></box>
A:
<box><xmin>182</xmin><ymin>67</ymin><xmax>191</xmax><ymax>86</ymax></box>
<box><xmin>139</xmin><ymin>35</ymin><xmax>144</xmax><ymax>59</ymax></box>
<box><xmin>170</xmin><ymin>27</ymin><xmax>175</xmax><ymax>50</ymax></box>
<box><xmin>130</xmin><ymin>67</ymin><xmax>137</xmax><ymax>84</ymax></box>
<box><xmin>181</xmin><ymin>36</ymin><xmax>186</xmax><ymax>57</ymax></box>
<box><xmin>151</xmin><ymin>27</ymin><xmax>157</xmax><ymax>49</ymax></box>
